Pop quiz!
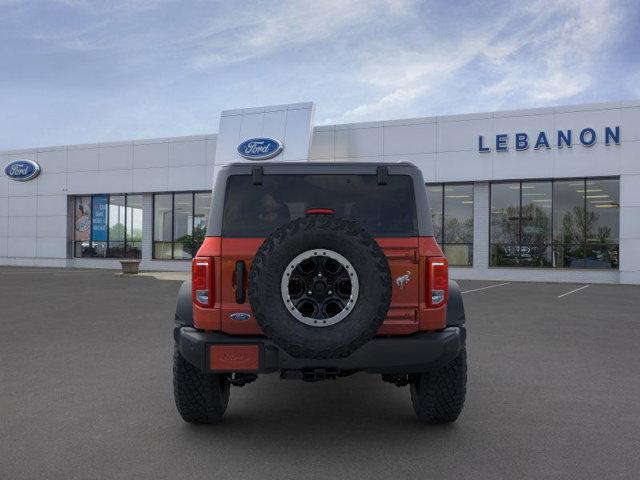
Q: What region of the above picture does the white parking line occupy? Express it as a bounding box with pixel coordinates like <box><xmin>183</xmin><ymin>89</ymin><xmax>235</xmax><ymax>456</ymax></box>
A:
<box><xmin>461</xmin><ymin>282</ymin><xmax>511</xmax><ymax>294</ymax></box>
<box><xmin>557</xmin><ymin>284</ymin><xmax>590</xmax><ymax>298</ymax></box>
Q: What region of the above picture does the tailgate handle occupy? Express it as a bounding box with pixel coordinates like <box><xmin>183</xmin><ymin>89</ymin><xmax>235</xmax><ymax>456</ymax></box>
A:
<box><xmin>235</xmin><ymin>261</ymin><xmax>246</xmax><ymax>304</ymax></box>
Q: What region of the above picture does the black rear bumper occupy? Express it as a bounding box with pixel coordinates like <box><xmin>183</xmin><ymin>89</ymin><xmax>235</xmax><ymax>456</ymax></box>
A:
<box><xmin>175</xmin><ymin>326</ymin><xmax>465</xmax><ymax>375</ymax></box>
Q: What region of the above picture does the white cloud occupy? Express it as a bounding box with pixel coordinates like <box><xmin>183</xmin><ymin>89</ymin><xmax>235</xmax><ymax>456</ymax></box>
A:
<box><xmin>337</xmin><ymin>36</ymin><xmax>493</xmax><ymax>121</ymax></box>
<box><xmin>481</xmin><ymin>0</ymin><xmax>621</xmax><ymax>105</ymax></box>
<box><xmin>189</xmin><ymin>0</ymin><xmax>415</xmax><ymax>69</ymax></box>
<box><xmin>339</xmin><ymin>85</ymin><xmax>429</xmax><ymax>121</ymax></box>
<box><xmin>0</xmin><ymin>0</ymin><xmax>634</xmax><ymax>149</ymax></box>
<box><xmin>334</xmin><ymin>0</ymin><xmax>625</xmax><ymax>122</ymax></box>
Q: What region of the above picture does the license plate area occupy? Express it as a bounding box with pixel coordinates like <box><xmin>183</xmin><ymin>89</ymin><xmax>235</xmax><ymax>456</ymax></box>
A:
<box><xmin>209</xmin><ymin>344</ymin><xmax>261</xmax><ymax>372</ymax></box>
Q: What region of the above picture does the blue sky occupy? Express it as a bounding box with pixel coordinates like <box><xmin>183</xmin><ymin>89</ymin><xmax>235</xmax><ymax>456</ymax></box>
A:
<box><xmin>1</xmin><ymin>0</ymin><xmax>639</xmax><ymax>150</ymax></box>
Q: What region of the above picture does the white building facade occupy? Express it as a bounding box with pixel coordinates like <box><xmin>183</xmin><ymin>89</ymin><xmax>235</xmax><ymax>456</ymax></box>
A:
<box><xmin>1</xmin><ymin>100</ymin><xmax>639</xmax><ymax>284</ymax></box>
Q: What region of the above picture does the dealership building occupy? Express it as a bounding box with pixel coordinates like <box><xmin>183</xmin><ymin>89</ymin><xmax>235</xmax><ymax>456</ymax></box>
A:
<box><xmin>1</xmin><ymin>100</ymin><xmax>639</xmax><ymax>284</ymax></box>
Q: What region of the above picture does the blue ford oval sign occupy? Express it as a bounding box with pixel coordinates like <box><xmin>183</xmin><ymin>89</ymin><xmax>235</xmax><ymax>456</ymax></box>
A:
<box><xmin>237</xmin><ymin>137</ymin><xmax>283</xmax><ymax>160</ymax></box>
<box><xmin>4</xmin><ymin>159</ymin><xmax>41</xmax><ymax>181</ymax></box>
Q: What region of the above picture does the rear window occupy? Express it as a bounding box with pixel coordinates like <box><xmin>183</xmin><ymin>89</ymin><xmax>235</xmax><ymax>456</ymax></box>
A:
<box><xmin>222</xmin><ymin>174</ymin><xmax>417</xmax><ymax>237</ymax></box>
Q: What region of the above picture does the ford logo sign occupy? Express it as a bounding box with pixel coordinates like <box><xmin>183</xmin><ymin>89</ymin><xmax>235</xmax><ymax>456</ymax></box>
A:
<box><xmin>237</xmin><ymin>137</ymin><xmax>283</xmax><ymax>160</ymax></box>
<box><xmin>229</xmin><ymin>312</ymin><xmax>251</xmax><ymax>321</ymax></box>
<box><xmin>4</xmin><ymin>159</ymin><xmax>41</xmax><ymax>182</ymax></box>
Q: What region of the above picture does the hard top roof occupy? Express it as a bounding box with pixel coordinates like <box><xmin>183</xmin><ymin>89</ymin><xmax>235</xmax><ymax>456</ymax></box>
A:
<box><xmin>218</xmin><ymin>161</ymin><xmax>423</xmax><ymax>175</ymax></box>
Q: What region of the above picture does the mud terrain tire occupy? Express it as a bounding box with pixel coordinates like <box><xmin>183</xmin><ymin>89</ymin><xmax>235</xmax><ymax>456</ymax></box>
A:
<box><xmin>409</xmin><ymin>343</ymin><xmax>467</xmax><ymax>424</ymax></box>
<box><xmin>248</xmin><ymin>214</ymin><xmax>391</xmax><ymax>359</ymax></box>
<box><xmin>173</xmin><ymin>348</ymin><xmax>230</xmax><ymax>423</ymax></box>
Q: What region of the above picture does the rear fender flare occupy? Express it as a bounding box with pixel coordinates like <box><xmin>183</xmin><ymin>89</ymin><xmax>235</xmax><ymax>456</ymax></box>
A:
<box><xmin>175</xmin><ymin>280</ymin><xmax>194</xmax><ymax>328</ymax></box>
<box><xmin>446</xmin><ymin>280</ymin><xmax>466</xmax><ymax>326</ymax></box>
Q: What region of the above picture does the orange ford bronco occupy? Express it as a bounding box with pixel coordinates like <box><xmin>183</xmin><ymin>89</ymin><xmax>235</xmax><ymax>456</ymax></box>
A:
<box><xmin>173</xmin><ymin>162</ymin><xmax>466</xmax><ymax>423</ymax></box>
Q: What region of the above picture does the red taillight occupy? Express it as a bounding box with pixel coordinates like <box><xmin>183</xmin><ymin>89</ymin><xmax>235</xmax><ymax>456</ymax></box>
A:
<box><xmin>192</xmin><ymin>257</ymin><xmax>213</xmax><ymax>307</ymax></box>
<box><xmin>427</xmin><ymin>257</ymin><xmax>448</xmax><ymax>307</ymax></box>
<box><xmin>305</xmin><ymin>208</ymin><xmax>335</xmax><ymax>215</ymax></box>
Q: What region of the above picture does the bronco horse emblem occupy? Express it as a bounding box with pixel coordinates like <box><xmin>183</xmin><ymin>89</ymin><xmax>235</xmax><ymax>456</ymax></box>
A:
<box><xmin>395</xmin><ymin>270</ymin><xmax>412</xmax><ymax>289</ymax></box>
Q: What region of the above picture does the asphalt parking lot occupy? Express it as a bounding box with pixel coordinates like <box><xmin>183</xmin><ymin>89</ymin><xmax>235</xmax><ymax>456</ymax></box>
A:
<box><xmin>1</xmin><ymin>268</ymin><xmax>639</xmax><ymax>479</ymax></box>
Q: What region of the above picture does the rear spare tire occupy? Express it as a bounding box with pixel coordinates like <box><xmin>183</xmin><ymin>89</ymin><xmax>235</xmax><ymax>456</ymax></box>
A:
<box><xmin>248</xmin><ymin>214</ymin><xmax>391</xmax><ymax>359</ymax></box>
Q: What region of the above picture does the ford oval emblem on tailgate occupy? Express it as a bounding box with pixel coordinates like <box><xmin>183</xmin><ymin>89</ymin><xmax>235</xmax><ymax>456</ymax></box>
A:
<box><xmin>230</xmin><ymin>312</ymin><xmax>251</xmax><ymax>321</ymax></box>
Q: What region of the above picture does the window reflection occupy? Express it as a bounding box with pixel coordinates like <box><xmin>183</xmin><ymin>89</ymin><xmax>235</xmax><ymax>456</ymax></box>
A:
<box><xmin>126</xmin><ymin>195</ymin><xmax>143</xmax><ymax>259</ymax></box>
<box><xmin>490</xmin><ymin>183</ymin><xmax>520</xmax><ymax>267</ymax></box>
<box><xmin>586</xmin><ymin>179</ymin><xmax>619</xmax><ymax>244</ymax></box>
<box><xmin>553</xmin><ymin>180</ymin><xmax>586</xmax><ymax>268</ymax></box>
<box><xmin>74</xmin><ymin>196</ymin><xmax>92</xmax><ymax>257</ymax></box>
<box><xmin>427</xmin><ymin>183</ymin><xmax>473</xmax><ymax>266</ymax></box>
<box><xmin>153</xmin><ymin>194</ymin><xmax>172</xmax><ymax>259</ymax></box>
<box><xmin>490</xmin><ymin>183</ymin><xmax>520</xmax><ymax>245</ymax></box>
<box><xmin>427</xmin><ymin>185</ymin><xmax>443</xmax><ymax>243</ymax></box>
<box><xmin>194</xmin><ymin>193</ymin><xmax>211</xmax><ymax>253</ymax></box>
<box><xmin>153</xmin><ymin>192</ymin><xmax>212</xmax><ymax>260</ymax></box>
<box><xmin>520</xmin><ymin>181</ymin><xmax>552</xmax><ymax>267</ymax></box>
<box><xmin>108</xmin><ymin>195</ymin><xmax>126</xmax><ymax>258</ymax></box>
<box><xmin>491</xmin><ymin>178</ymin><xmax>619</xmax><ymax>269</ymax></box>
<box><xmin>585</xmin><ymin>178</ymin><xmax>619</xmax><ymax>269</ymax></box>
<box><xmin>173</xmin><ymin>193</ymin><xmax>194</xmax><ymax>259</ymax></box>
<box><xmin>73</xmin><ymin>193</ymin><xmax>143</xmax><ymax>259</ymax></box>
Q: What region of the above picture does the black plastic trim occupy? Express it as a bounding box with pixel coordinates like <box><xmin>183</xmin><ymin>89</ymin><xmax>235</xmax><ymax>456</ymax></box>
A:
<box><xmin>446</xmin><ymin>280</ymin><xmax>466</xmax><ymax>326</ymax></box>
<box><xmin>377</xmin><ymin>165</ymin><xmax>388</xmax><ymax>185</ymax></box>
<box><xmin>252</xmin><ymin>166</ymin><xmax>263</xmax><ymax>185</ymax></box>
<box><xmin>235</xmin><ymin>261</ymin><xmax>246</xmax><ymax>304</ymax></box>
<box><xmin>175</xmin><ymin>326</ymin><xmax>464</xmax><ymax>375</ymax></box>
<box><xmin>174</xmin><ymin>280</ymin><xmax>194</xmax><ymax>327</ymax></box>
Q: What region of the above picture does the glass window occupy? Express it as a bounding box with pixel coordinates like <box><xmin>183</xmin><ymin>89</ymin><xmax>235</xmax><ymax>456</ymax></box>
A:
<box><xmin>173</xmin><ymin>193</ymin><xmax>194</xmax><ymax>259</ymax></box>
<box><xmin>427</xmin><ymin>183</ymin><xmax>473</xmax><ymax>266</ymax></box>
<box><xmin>108</xmin><ymin>195</ymin><xmax>126</xmax><ymax>258</ymax></box>
<box><xmin>491</xmin><ymin>178</ymin><xmax>619</xmax><ymax>269</ymax></box>
<box><xmin>490</xmin><ymin>183</ymin><xmax>520</xmax><ymax>244</ymax></box>
<box><xmin>585</xmin><ymin>178</ymin><xmax>619</xmax><ymax>269</ymax></box>
<box><xmin>444</xmin><ymin>184</ymin><xmax>473</xmax><ymax>266</ymax></box>
<box><xmin>553</xmin><ymin>180</ymin><xmax>586</xmax><ymax>268</ymax></box>
<box><xmin>73</xmin><ymin>194</ymin><xmax>143</xmax><ymax>259</ymax></box>
<box><xmin>520</xmin><ymin>181</ymin><xmax>552</xmax><ymax>267</ymax></box>
<box><xmin>126</xmin><ymin>195</ymin><xmax>143</xmax><ymax>259</ymax></box>
<box><xmin>194</xmin><ymin>192</ymin><xmax>211</xmax><ymax>253</ymax></box>
<box><xmin>91</xmin><ymin>194</ymin><xmax>109</xmax><ymax>257</ymax></box>
<box><xmin>74</xmin><ymin>196</ymin><xmax>92</xmax><ymax>257</ymax></box>
<box><xmin>152</xmin><ymin>192</ymin><xmax>212</xmax><ymax>260</ymax></box>
<box><xmin>154</xmin><ymin>194</ymin><xmax>173</xmax><ymax>259</ymax></box>
<box><xmin>444</xmin><ymin>184</ymin><xmax>474</xmax><ymax>244</ymax></box>
<box><xmin>223</xmin><ymin>174</ymin><xmax>418</xmax><ymax>237</ymax></box>
<box><xmin>427</xmin><ymin>185</ymin><xmax>443</xmax><ymax>243</ymax></box>
<box><xmin>553</xmin><ymin>180</ymin><xmax>585</xmax><ymax>245</ymax></box>
<box><xmin>586</xmin><ymin>179</ymin><xmax>619</xmax><ymax>243</ymax></box>
<box><xmin>490</xmin><ymin>183</ymin><xmax>520</xmax><ymax>267</ymax></box>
